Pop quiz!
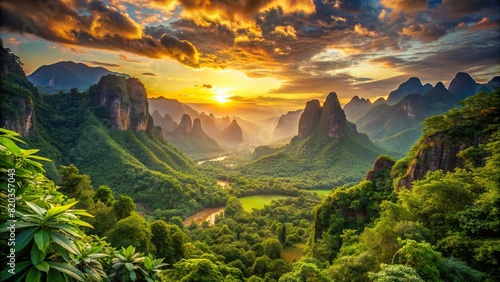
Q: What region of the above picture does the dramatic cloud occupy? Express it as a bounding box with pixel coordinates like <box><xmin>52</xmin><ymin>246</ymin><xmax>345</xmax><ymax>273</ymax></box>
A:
<box><xmin>380</xmin><ymin>0</ymin><xmax>429</xmax><ymax>13</ymax></box>
<box><xmin>0</xmin><ymin>0</ymin><xmax>199</xmax><ymax>66</ymax></box>
<box><xmin>401</xmin><ymin>23</ymin><xmax>447</xmax><ymax>42</ymax></box>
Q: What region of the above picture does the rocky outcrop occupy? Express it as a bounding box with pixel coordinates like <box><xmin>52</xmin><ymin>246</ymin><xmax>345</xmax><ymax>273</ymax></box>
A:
<box><xmin>448</xmin><ymin>72</ymin><xmax>479</xmax><ymax>101</ymax></box>
<box><xmin>219</xmin><ymin>120</ymin><xmax>243</xmax><ymax>147</ymax></box>
<box><xmin>343</xmin><ymin>96</ymin><xmax>372</xmax><ymax>122</ymax></box>
<box><xmin>398</xmin><ymin>133</ymin><xmax>489</xmax><ymax>188</ymax></box>
<box><xmin>0</xmin><ymin>97</ymin><xmax>35</xmax><ymax>137</ymax></box>
<box><xmin>95</xmin><ymin>75</ymin><xmax>150</xmax><ymax>131</ymax></box>
<box><xmin>365</xmin><ymin>156</ymin><xmax>395</xmax><ymax>182</ymax></box>
<box><xmin>298</xmin><ymin>100</ymin><xmax>321</xmax><ymax>139</ymax></box>
<box><xmin>387</xmin><ymin>77</ymin><xmax>432</xmax><ymax>105</ymax></box>
<box><xmin>273</xmin><ymin>109</ymin><xmax>303</xmax><ymax>140</ymax></box>
<box><xmin>0</xmin><ymin>41</ymin><xmax>35</xmax><ymax>136</ymax></box>
<box><xmin>321</xmin><ymin>92</ymin><xmax>346</xmax><ymax>139</ymax></box>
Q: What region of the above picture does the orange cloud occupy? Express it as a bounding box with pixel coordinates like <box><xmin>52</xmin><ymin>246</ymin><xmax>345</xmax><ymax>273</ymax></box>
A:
<box><xmin>273</xmin><ymin>25</ymin><xmax>298</xmax><ymax>39</ymax></box>
<box><xmin>380</xmin><ymin>0</ymin><xmax>429</xmax><ymax>13</ymax></box>
<box><xmin>354</xmin><ymin>24</ymin><xmax>376</xmax><ymax>36</ymax></box>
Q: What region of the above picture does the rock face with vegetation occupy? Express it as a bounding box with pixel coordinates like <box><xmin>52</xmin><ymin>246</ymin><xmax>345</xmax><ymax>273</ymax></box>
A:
<box><xmin>298</xmin><ymin>99</ymin><xmax>322</xmax><ymax>139</ymax></box>
<box><xmin>395</xmin><ymin>91</ymin><xmax>499</xmax><ymax>188</ymax></box>
<box><xmin>0</xmin><ymin>40</ymin><xmax>36</xmax><ymax>136</ymax></box>
<box><xmin>94</xmin><ymin>75</ymin><xmax>150</xmax><ymax>131</ymax></box>
<box><xmin>244</xmin><ymin>92</ymin><xmax>383</xmax><ymax>188</ymax></box>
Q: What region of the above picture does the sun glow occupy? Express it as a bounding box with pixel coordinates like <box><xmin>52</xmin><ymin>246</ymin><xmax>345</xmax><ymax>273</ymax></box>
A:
<box><xmin>213</xmin><ymin>88</ymin><xmax>232</xmax><ymax>104</ymax></box>
<box><xmin>215</xmin><ymin>95</ymin><xmax>229</xmax><ymax>103</ymax></box>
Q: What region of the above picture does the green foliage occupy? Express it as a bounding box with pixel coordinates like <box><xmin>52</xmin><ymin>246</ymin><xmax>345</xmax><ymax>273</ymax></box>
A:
<box><xmin>114</xmin><ymin>195</ymin><xmax>136</xmax><ymax>220</ymax></box>
<box><xmin>368</xmin><ymin>264</ymin><xmax>423</xmax><ymax>282</ymax></box>
<box><xmin>163</xmin><ymin>258</ymin><xmax>243</xmax><ymax>282</ymax></box>
<box><xmin>262</xmin><ymin>238</ymin><xmax>283</xmax><ymax>260</ymax></box>
<box><xmin>279</xmin><ymin>258</ymin><xmax>332</xmax><ymax>282</ymax></box>
<box><xmin>396</xmin><ymin>239</ymin><xmax>443</xmax><ymax>282</ymax></box>
<box><xmin>150</xmin><ymin>220</ymin><xmax>188</xmax><ymax>264</ymax></box>
<box><xmin>225</xmin><ymin>196</ymin><xmax>244</xmax><ymax>218</ymax></box>
<box><xmin>106</xmin><ymin>214</ymin><xmax>154</xmax><ymax>253</ymax></box>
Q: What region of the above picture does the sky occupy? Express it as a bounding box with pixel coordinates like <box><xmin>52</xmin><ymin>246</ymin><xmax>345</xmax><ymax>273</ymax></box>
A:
<box><xmin>1</xmin><ymin>0</ymin><xmax>499</xmax><ymax>118</ymax></box>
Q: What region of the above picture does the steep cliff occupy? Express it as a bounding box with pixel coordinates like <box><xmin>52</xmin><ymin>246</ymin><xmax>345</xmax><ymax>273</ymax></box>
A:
<box><xmin>245</xmin><ymin>92</ymin><xmax>384</xmax><ymax>188</ymax></box>
<box><xmin>94</xmin><ymin>75</ymin><xmax>150</xmax><ymax>131</ymax></box>
<box><xmin>0</xmin><ymin>40</ymin><xmax>36</xmax><ymax>136</ymax></box>
<box><xmin>395</xmin><ymin>90</ymin><xmax>500</xmax><ymax>188</ymax></box>
<box><xmin>297</xmin><ymin>99</ymin><xmax>321</xmax><ymax>139</ymax></box>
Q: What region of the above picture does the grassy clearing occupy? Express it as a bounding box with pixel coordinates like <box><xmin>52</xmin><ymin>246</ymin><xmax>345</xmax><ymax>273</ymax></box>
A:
<box><xmin>282</xmin><ymin>243</ymin><xmax>306</xmax><ymax>263</ymax></box>
<box><xmin>239</xmin><ymin>195</ymin><xmax>292</xmax><ymax>212</ymax></box>
<box><xmin>307</xmin><ymin>189</ymin><xmax>331</xmax><ymax>198</ymax></box>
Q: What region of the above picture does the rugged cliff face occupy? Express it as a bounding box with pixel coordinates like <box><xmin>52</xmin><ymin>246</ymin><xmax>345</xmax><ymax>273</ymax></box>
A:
<box><xmin>298</xmin><ymin>99</ymin><xmax>321</xmax><ymax>139</ymax></box>
<box><xmin>321</xmin><ymin>92</ymin><xmax>346</xmax><ymax>139</ymax></box>
<box><xmin>366</xmin><ymin>156</ymin><xmax>395</xmax><ymax>182</ymax></box>
<box><xmin>95</xmin><ymin>75</ymin><xmax>150</xmax><ymax>131</ymax></box>
<box><xmin>398</xmin><ymin>133</ymin><xmax>489</xmax><ymax>188</ymax></box>
<box><xmin>0</xmin><ymin>42</ymin><xmax>35</xmax><ymax>136</ymax></box>
<box><xmin>395</xmin><ymin>90</ymin><xmax>499</xmax><ymax>188</ymax></box>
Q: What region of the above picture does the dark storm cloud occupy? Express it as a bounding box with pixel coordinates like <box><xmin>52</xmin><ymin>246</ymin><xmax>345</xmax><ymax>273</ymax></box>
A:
<box><xmin>0</xmin><ymin>0</ymin><xmax>199</xmax><ymax>67</ymax></box>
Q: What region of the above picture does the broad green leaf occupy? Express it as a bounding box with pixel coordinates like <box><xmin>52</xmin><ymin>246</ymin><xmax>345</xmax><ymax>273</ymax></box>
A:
<box><xmin>26</xmin><ymin>267</ymin><xmax>41</xmax><ymax>282</ymax></box>
<box><xmin>48</xmin><ymin>231</ymin><xmax>79</xmax><ymax>255</ymax></box>
<box><xmin>47</xmin><ymin>262</ymin><xmax>86</xmax><ymax>282</ymax></box>
<box><xmin>46</xmin><ymin>268</ymin><xmax>66</xmax><ymax>282</ymax></box>
<box><xmin>35</xmin><ymin>261</ymin><xmax>50</xmax><ymax>273</ymax></box>
<box><xmin>70</xmin><ymin>210</ymin><xmax>94</xmax><ymax>217</ymax></box>
<box><xmin>16</xmin><ymin>227</ymin><xmax>39</xmax><ymax>252</ymax></box>
<box><xmin>0</xmin><ymin>138</ymin><xmax>21</xmax><ymax>155</ymax></box>
<box><xmin>0</xmin><ymin>261</ymin><xmax>30</xmax><ymax>281</ymax></box>
<box><xmin>45</xmin><ymin>202</ymin><xmax>78</xmax><ymax>219</ymax></box>
<box><xmin>125</xmin><ymin>262</ymin><xmax>135</xmax><ymax>271</ymax></box>
<box><xmin>69</xmin><ymin>219</ymin><xmax>94</xmax><ymax>228</ymax></box>
<box><xmin>52</xmin><ymin>224</ymin><xmax>82</xmax><ymax>238</ymax></box>
<box><xmin>25</xmin><ymin>202</ymin><xmax>47</xmax><ymax>217</ymax></box>
<box><xmin>130</xmin><ymin>269</ymin><xmax>137</xmax><ymax>281</ymax></box>
<box><xmin>31</xmin><ymin>243</ymin><xmax>47</xmax><ymax>265</ymax></box>
<box><xmin>34</xmin><ymin>230</ymin><xmax>50</xmax><ymax>253</ymax></box>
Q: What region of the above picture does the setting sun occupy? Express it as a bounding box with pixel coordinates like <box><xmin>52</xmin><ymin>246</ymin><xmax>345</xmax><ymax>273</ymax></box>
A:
<box><xmin>215</xmin><ymin>95</ymin><xmax>229</xmax><ymax>104</ymax></box>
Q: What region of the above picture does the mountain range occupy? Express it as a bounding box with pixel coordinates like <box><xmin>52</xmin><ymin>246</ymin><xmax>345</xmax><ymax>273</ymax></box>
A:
<box><xmin>242</xmin><ymin>92</ymin><xmax>384</xmax><ymax>188</ymax></box>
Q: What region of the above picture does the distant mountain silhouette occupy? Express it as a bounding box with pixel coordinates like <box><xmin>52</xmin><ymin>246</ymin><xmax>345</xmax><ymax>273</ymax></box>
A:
<box><xmin>386</xmin><ymin>77</ymin><xmax>432</xmax><ymax>105</ymax></box>
<box><xmin>27</xmin><ymin>61</ymin><xmax>125</xmax><ymax>93</ymax></box>
<box><xmin>219</xmin><ymin>119</ymin><xmax>244</xmax><ymax>147</ymax></box>
<box><xmin>273</xmin><ymin>110</ymin><xmax>303</xmax><ymax>141</ymax></box>
<box><xmin>343</xmin><ymin>96</ymin><xmax>373</xmax><ymax>122</ymax></box>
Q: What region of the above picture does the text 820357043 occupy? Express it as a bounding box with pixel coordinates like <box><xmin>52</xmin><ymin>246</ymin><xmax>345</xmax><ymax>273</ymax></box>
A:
<box><xmin>6</xmin><ymin>168</ymin><xmax>17</xmax><ymax>275</ymax></box>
